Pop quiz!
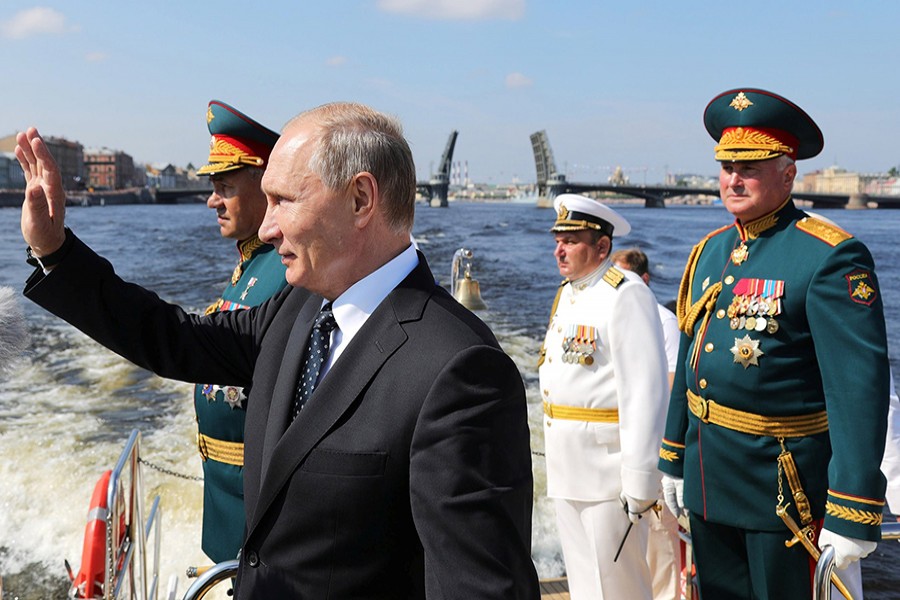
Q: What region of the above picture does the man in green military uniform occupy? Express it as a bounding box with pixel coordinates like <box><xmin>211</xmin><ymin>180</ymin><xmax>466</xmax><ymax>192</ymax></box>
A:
<box><xmin>658</xmin><ymin>88</ymin><xmax>889</xmax><ymax>599</ymax></box>
<box><xmin>194</xmin><ymin>100</ymin><xmax>287</xmax><ymax>563</ymax></box>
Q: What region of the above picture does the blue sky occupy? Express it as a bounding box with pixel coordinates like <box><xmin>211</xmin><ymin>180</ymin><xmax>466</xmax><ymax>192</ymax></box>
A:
<box><xmin>2</xmin><ymin>1</ymin><xmax>898</xmax><ymax>184</ymax></box>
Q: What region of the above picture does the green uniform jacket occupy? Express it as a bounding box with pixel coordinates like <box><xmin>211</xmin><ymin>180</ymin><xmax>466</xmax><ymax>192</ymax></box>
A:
<box><xmin>194</xmin><ymin>237</ymin><xmax>287</xmax><ymax>562</ymax></box>
<box><xmin>659</xmin><ymin>199</ymin><xmax>889</xmax><ymax>541</ymax></box>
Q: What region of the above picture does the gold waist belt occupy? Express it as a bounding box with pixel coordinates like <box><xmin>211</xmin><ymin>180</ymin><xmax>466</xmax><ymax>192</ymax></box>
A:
<box><xmin>198</xmin><ymin>433</ymin><xmax>244</xmax><ymax>467</ymax></box>
<box><xmin>687</xmin><ymin>389</ymin><xmax>828</xmax><ymax>437</ymax></box>
<box><xmin>543</xmin><ymin>401</ymin><xmax>619</xmax><ymax>423</ymax></box>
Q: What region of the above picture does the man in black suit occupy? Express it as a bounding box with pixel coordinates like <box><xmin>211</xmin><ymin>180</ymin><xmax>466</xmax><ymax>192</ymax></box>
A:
<box><xmin>16</xmin><ymin>102</ymin><xmax>540</xmax><ymax>598</ymax></box>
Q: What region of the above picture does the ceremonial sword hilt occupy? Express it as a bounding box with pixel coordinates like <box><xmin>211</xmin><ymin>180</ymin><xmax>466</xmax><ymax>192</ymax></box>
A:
<box><xmin>776</xmin><ymin>503</ymin><xmax>854</xmax><ymax>600</ymax></box>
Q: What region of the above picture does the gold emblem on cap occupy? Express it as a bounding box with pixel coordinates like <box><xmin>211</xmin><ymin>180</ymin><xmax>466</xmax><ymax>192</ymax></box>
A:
<box><xmin>730</xmin><ymin>92</ymin><xmax>753</xmax><ymax>112</ymax></box>
<box><xmin>557</xmin><ymin>203</ymin><xmax>569</xmax><ymax>220</ymax></box>
<box><xmin>207</xmin><ymin>106</ymin><xmax>215</xmax><ymax>124</ymax></box>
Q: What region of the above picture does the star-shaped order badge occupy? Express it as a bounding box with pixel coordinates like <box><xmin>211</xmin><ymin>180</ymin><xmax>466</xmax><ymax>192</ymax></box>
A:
<box><xmin>731</xmin><ymin>334</ymin><xmax>764</xmax><ymax>368</ymax></box>
<box><xmin>223</xmin><ymin>386</ymin><xmax>244</xmax><ymax>410</ymax></box>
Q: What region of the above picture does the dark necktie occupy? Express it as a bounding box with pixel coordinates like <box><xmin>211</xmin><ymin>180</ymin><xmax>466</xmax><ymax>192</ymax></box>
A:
<box><xmin>292</xmin><ymin>303</ymin><xmax>338</xmax><ymax>420</ymax></box>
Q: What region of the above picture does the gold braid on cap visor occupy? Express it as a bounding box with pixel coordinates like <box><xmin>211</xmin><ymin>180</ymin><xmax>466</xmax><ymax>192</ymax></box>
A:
<box><xmin>207</xmin><ymin>138</ymin><xmax>265</xmax><ymax>167</ymax></box>
<box><xmin>209</xmin><ymin>155</ymin><xmax>265</xmax><ymax>167</ymax></box>
<box><xmin>714</xmin><ymin>127</ymin><xmax>794</xmax><ymax>161</ymax></box>
<box><xmin>553</xmin><ymin>220</ymin><xmax>604</xmax><ymax>232</ymax></box>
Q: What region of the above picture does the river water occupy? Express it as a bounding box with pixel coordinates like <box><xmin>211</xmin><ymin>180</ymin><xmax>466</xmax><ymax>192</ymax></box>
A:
<box><xmin>0</xmin><ymin>200</ymin><xmax>897</xmax><ymax>598</ymax></box>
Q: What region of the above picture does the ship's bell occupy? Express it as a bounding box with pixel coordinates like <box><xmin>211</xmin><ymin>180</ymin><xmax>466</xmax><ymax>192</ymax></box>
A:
<box><xmin>454</xmin><ymin>272</ymin><xmax>488</xmax><ymax>311</ymax></box>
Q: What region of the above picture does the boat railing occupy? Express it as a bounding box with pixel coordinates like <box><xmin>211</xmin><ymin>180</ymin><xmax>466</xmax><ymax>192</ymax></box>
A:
<box><xmin>101</xmin><ymin>429</ymin><xmax>162</xmax><ymax>600</ymax></box>
<box><xmin>811</xmin><ymin>521</ymin><xmax>900</xmax><ymax>600</ymax></box>
<box><xmin>813</xmin><ymin>544</ymin><xmax>839</xmax><ymax>600</ymax></box>
<box><xmin>72</xmin><ymin>428</ymin><xmax>240</xmax><ymax>600</ymax></box>
<box><xmin>181</xmin><ymin>560</ymin><xmax>239</xmax><ymax>600</ymax></box>
<box><xmin>677</xmin><ymin>524</ymin><xmax>697</xmax><ymax>600</ymax></box>
<box><xmin>145</xmin><ymin>496</ymin><xmax>162</xmax><ymax>600</ymax></box>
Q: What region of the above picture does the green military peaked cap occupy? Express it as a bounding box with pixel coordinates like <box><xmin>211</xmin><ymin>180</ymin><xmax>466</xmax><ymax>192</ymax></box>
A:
<box><xmin>197</xmin><ymin>100</ymin><xmax>280</xmax><ymax>176</ymax></box>
<box><xmin>704</xmin><ymin>88</ymin><xmax>824</xmax><ymax>162</ymax></box>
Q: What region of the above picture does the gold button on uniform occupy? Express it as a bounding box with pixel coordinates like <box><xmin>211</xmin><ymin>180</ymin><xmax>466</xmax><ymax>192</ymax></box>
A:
<box><xmin>725</xmin><ymin>275</ymin><xmax>735</xmax><ymax>285</ymax></box>
<box><xmin>717</xmin><ymin>309</ymin><xmax>726</xmax><ymax>319</ymax></box>
<box><xmin>705</xmin><ymin>343</ymin><xmax>714</xmax><ymax>353</ymax></box>
<box><xmin>699</xmin><ymin>379</ymin><xmax>708</xmax><ymax>389</ymax></box>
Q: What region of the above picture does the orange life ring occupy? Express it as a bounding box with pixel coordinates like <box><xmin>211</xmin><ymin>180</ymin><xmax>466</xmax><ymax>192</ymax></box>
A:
<box><xmin>69</xmin><ymin>470</ymin><xmax>113</xmax><ymax>599</ymax></box>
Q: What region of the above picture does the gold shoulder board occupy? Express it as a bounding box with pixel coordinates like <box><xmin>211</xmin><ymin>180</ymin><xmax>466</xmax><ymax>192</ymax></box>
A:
<box><xmin>603</xmin><ymin>266</ymin><xmax>625</xmax><ymax>288</ymax></box>
<box><xmin>706</xmin><ymin>223</ymin><xmax>734</xmax><ymax>240</ymax></box>
<box><xmin>796</xmin><ymin>217</ymin><xmax>852</xmax><ymax>247</ymax></box>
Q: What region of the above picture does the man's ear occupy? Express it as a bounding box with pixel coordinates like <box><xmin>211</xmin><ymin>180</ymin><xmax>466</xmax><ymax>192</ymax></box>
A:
<box><xmin>784</xmin><ymin>163</ymin><xmax>797</xmax><ymax>188</ymax></box>
<box><xmin>597</xmin><ymin>235</ymin><xmax>612</xmax><ymax>257</ymax></box>
<box><xmin>350</xmin><ymin>171</ymin><xmax>378</xmax><ymax>226</ymax></box>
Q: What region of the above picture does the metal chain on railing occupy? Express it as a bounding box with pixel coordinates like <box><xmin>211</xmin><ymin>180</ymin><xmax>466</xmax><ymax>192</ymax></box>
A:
<box><xmin>139</xmin><ymin>456</ymin><xmax>204</xmax><ymax>482</ymax></box>
<box><xmin>143</xmin><ymin>452</ymin><xmax>546</xmax><ymax>477</ymax></box>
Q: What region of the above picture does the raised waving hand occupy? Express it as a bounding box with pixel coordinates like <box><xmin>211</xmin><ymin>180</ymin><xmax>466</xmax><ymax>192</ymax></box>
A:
<box><xmin>15</xmin><ymin>127</ymin><xmax>68</xmax><ymax>257</ymax></box>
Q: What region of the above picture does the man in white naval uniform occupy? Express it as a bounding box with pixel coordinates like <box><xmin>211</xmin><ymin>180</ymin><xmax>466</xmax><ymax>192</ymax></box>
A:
<box><xmin>539</xmin><ymin>194</ymin><xmax>669</xmax><ymax>600</ymax></box>
<box><xmin>612</xmin><ymin>247</ymin><xmax>683</xmax><ymax>600</ymax></box>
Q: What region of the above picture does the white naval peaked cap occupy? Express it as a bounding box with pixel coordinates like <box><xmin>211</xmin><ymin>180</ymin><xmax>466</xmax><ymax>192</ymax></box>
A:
<box><xmin>550</xmin><ymin>193</ymin><xmax>631</xmax><ymax>237</ymax></box>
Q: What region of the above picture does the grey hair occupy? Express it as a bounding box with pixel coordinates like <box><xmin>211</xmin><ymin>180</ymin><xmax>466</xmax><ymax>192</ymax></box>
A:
<box><xmin>288</xmin><ymin>103</ymin><xmax>416</xmax><ymax>232</ymax></box>
<box><xmin>245</xmin><ymin>165</ymin><xmax>265</xmax><ymax>181</ymax></box>
<box><xmin>774</xmin><ymin>154</ymin><xmax>796</xmax><ymax>171</ymax></box>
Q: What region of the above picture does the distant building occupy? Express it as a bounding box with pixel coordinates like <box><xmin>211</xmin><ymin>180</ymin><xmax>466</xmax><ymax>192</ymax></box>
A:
<box><xmin>84</xmin><ymin>147</ymin><xmax>136</xmax><ymax>190</ymax></box>
<box><xmin>0</xmin><ymin>152</ymin><xmax>26</xmax><ymax>188</ymax></box>
<box><xmin>0</xmin><ymin>135</ymin><xmax>18</xmax><ymax>157</ymax></box>
<box><xmin>795</xmin><ymin>166</ymin><xmax>900</xmax><ymax>197</ymax></box>
<box><xmin>798</xmin><ymin>166</ymin><xmax>863</xmax><ymax>194</ymax></box>
<box><xmin>132</xmin><ymin>164</ymin><xmax>148</xmax><ymax>188</ymax></box>
<box><xmin>47</xmin><ymin>137</ymin><xmax>86</xmax><ymax>190</ymax></box>
<box><xmin>608</xmin><ymin>166</ymin><xmax>629</xmax><ymax>186</ymax></box>
<box><xmin>145</xmin><ymin>163</ymin><xmax>206</xmax><ymax>190</ymax></box>
<box><xmin>666</xmin><ymin>172</ymin><xmax>717</xmax><ymax>188</ymax></box>
<box><xmin>865</xmin><ymin>177</ymin><xmax>900</xmax><ymax>196</ymax></box>
<box><xmin>0</xmin><ymin>133</ymin><xmax>85</xmax><ymax>190</ymax></box>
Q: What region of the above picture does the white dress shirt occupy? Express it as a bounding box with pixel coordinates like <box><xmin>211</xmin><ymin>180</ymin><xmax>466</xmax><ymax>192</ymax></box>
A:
<box><xmin>319</xmin><ymin>244</ymin><xmax>419</xmax><ymax>380</ymax></box>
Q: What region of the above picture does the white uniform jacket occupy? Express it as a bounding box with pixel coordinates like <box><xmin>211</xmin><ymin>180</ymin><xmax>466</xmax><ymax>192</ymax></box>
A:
<box><xmin>540</xmin><ymin>260</ymin><xmax>669</xmax><ymax>502</ymax></box>
<box><xmin>881</xmin><ymin>373</ymin><xmax>900</xmax><ymax>512</ymax></box>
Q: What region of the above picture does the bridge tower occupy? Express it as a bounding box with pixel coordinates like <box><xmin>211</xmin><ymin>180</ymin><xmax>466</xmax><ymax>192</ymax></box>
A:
<box><xmin>530</xmin><ymin>130</ymin><xmax>566</xmax><ymax>206</ymax></box>
<box><xmin>427</xmin><ymin>130</ymin><xmax>458</xmax><ymax>207</ymax></box>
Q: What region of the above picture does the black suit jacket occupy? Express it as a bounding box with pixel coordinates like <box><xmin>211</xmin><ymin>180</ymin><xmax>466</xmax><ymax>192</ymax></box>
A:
<box><xmin>26</xmin><ymin>235</ymin><xmax>540</xmax><ymax>599</ymax></box>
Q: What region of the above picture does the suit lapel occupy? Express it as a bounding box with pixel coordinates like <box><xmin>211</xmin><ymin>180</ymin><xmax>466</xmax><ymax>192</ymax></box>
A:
<box><xmin>247</xmin><ymin>256</ymin><xmax>438</xmax><ymax>533</ymax></box>
<box><xmin>259</xmin><ymin>296</ymin><xmax>322</xmax><ymax>482</ymax></box>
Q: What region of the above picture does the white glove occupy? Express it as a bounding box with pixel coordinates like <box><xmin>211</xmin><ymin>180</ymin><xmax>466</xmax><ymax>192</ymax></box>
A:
<box><xmin>619</xmin><ymin>492</ymin><xmax>658</xmax><ymax>525</ymax></box>
<box><xmin>818</xmin><ymin>528</ymin><xmax>877</xmax><ymax>570</ymax></box>
<box><xmin>661</xmin><ymin>475</ymin><xmax>685</xmax><ymax>518</ymax></box>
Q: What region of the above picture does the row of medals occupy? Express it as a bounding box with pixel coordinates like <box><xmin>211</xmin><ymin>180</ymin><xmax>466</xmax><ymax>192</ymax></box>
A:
<box><xmin>727</xmin><ymin>294</ymin><xmax>781</xmax><ymax>334</ymax></box>
<box><xmin>201</xmin><ymin>384</ymin><xmax>245</xmax><ymax>409</ymax></box>
<box><xmin>561</xmin><ymin>324</ymin><xmax>597</xmax><ymax>365</ymax></box>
